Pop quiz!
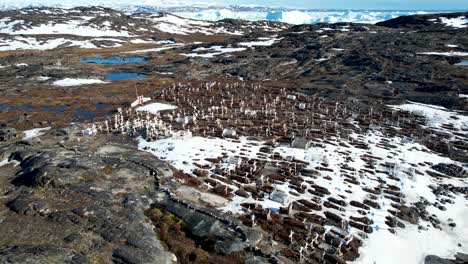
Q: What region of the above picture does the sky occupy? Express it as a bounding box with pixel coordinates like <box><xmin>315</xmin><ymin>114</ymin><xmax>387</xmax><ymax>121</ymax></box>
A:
<box><xmin>2</xmin><ymin>0</ymin><xmax>467</xmax><ymax>10</ymax></box>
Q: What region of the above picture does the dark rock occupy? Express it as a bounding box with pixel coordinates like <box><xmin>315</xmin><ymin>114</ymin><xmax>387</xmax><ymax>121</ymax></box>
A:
<box><xmin>424</xmin><ymin>255</ymin><xmax>456</xmax><ymax>264</ymax></box>
<box><xmin>431</xmin><ymin>163</ymin><xmax>467</xmax><ymax>178</ymax></box>
<box><xmin>6</xmin><ymin>194</ymin><xmax>48</xmax><ymax>216</ymax></box>
<box><xmin>64</xmin><ymin>233</ymin><xmax>82</xmax><ymax>244</ymax></box>
<box><xmin>0</xmin><ymin>245</ymin><xmax>88</xmax><ymax>264</ymax></box>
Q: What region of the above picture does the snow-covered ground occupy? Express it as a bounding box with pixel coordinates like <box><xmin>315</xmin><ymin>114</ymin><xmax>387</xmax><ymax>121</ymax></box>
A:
<box><xmin>139</xmin><ymin>134</ymin><xmax>264</xmax><ymax>174</ymax></box>
<box><xmin>183</xmin><ymin>45</ymin><xmax>246</xmax><ymax>58</ymax></box>
<box><xmin>123</xmin><ymin>43</ymin><xmax>185</xmax><ymax>54</ymax></box>
<box><xmin>418</xmin><ymin>51</ymin><xmax>468</xmax><ymax>56</ymax></box>
<box><xmin>438</xmin><ymin>16</ymin><xmax>467</xmax><ymax>28</ymax></box>
<box><xmin>139</xmin><ymin>128</ymin><xmax>467</xmax><ymax>263</ymax></box>
<box><xmin>136</xmin><ymin>102</ymin><xmax>177</xmax><ymax>115</ymax></box>
<box><xmin>0</xmin><ymin>35</ymin><xmax>171</xmax><ymax>51</ymax></box>
<box><xmin>238</xmin><ymin>37</ymin><xmax>281</xmax><ymax>47</ymax></box>
<box><xmin>52</xmin><ymin>78</ymin><xmax>108</xmax><ymax>86</ymax></box>
<box><xmin>0</xmin><ymin>36</ymin><xmax>100</xmax><ymax>51</ymax></box>
<box><xmin>0</xmin><ymin>18</ymin><xmax>132</xmax><ymax>37</ymax></box>
<box><xmin>136</xmin><ymin>13</ymin><xmax>243</xmax><ymax>35</ymax></box>
<box><xmin>390</xmin><ymin>101</ymin><xmax>468</xmax><ymax>130</ymax></box>
<box><xmin>23</xmin><ymin>127</ymin><xmax>51</xmax><ymax>139</ymax></box>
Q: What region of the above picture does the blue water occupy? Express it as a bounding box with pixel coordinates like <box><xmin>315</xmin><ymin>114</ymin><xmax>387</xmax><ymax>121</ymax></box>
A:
<box><xmin>74</xmin><ymin>108</ymin><xmax>114</xmax><ymax>122</ymax></box>
<box><xmin>75</xmin><ymin>109</ymin><xmax>97</xmax><ymax>121</ymax></box>
<box><xmin>17</xmin><ymin>105</ymin><xmax>36</xmax><ymax>111</ymax></box>
<box><xmin>80</xmin><ymin>56</ymin><xmax>147</xmax><ymax>65</ymax></box>
<box><xmin>106</xmin><ymin>72</ymin><xmax>149</xmax><ymax>81</ymax></box>
<box><xmin>96</xmin><ymin>103</ymin><xmax>110</xmax><ymax>110</ymax></box>
<box><xmin>0</xmin><ymin>104</ymin><xmax>12</xmax><ymax>110</ymax></box>
<box><xmin>455</xmin><ymin>60</ymin><xmax>468</xmax><ymax>66</ymax></box>
<box><xmin>0</xmin><ymin>104</ymin><xmax>69</xmax><ymax>112</ymax></box>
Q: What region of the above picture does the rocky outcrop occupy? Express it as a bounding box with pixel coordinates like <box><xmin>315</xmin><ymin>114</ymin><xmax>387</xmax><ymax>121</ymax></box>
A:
<box><xmin>0</xmin><ymin>128</ymin><xmax>173</xmax><ymax>264</ymax></box>
<box><xmin>0</xmin><ymin>128</ymin><xmax>22</xmax><ymax>142</ymax></box>
<box><xmin>376</xmin><ymin>12</ymin><xmax>468</xmax><ymax>29</ymax></box>
<box><xmin>0</xmin><ymin>245</ymin><xmax>87</xmax><ymax>264</ymax></box>
<box><xmin>425</xmin><ymin>253</ymin><xmax>468</xmax><ymax>264</ymax></box>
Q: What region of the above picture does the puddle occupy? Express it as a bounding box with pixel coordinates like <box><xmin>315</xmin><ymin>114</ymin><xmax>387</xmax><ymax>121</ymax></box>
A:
<box><xmin>0</xmin><ymin>102</ymin><xmax>112</xmax><ymax>123</ymax></box>
<box><xmin>0</xmin><ymin>104</ymin><xmax>69</xmax><ymax>112</ymax></box>
<box><xmin>80</xmin><ymin>56</ymin><xmax>147</xmax><ymax>65</ymax></box>
<box><xmin>17</xmin><ymin>105</ymin><xmax>36</xmax><ymax>111</ymax></box>
<box><xmin>74</xmin><ymin>108</ymin><xmax>114</xmax><ymax>122</ymax></box>
<box><xmin>96</xmin><ymin>103</ymin><xmax>110</xmax><ymax>110</ymax></box>
<box><xmin>455</xmin><ymin>60</ymin><xmax>468</xmax><ymax>66</ymax></box>
<box><xmin>42</xmin><ymin>105</ymin><xmax>70</xmax><ymax>112</ymax></box>
<box><xmin>106</xmin><ymin>72</ymin><xmax>149</xmax><ymax>81</ymax></box>
<box><xmin>0</xmin><ymin>104</ymin><xmax>12</xmax><ymax>110</ymax></box>
<box><xmin>74</xmin><ymin>109</ymin><xmax>97</xmax><ymax>121</ymax></box>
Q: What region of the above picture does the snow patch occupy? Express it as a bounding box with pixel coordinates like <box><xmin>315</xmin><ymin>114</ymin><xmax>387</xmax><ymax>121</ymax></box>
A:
<box><xmin>390</xmin><ymin>101</ymin><xmax>468</xmax><ymax>130</ymax></box>
<box><xmin>418</xmin><ymin>51</ymin><xmax>468</xmax><ymax>56</ymax></box>
<box><xmin>23</xmin><ymin>127</ymin><xmax>51</xmax><ymax>139</ymax></box>
<box><xmin>138</xmin><ymin>134</ymin><xmax>263</xmax><ymax>174</ymax></box>
<box><xmin>439</xmin><ymin>16</ymin><xmax>467</xmax><ymax>28</ymax></box>
<box><xmin>136</xmin><ymin>103</ymin><xmax>177</xmax><ymax>115</ymax></box>
<box><xmin>238</xmin><ymin>37</ymin><xmax>281</xmax><ymax>47</ymax></box>
<box><xmin>183</xmin><ymin>45</ymin><xmax>246</xmax><ymax>58</ymax></box>
<box><xmin>123</xmin><ymin>43</ymin><xmax>185</xmax><ymax>54</ymax></box>
<box><xmin>53</xmin><ymin>78</ymin><xmax>108</xmax><ymax>87</ymax></box>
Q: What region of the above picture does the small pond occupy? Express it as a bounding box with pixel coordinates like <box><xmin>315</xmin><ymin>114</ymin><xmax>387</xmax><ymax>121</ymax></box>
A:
<box><xmin>74</xmin><ymin>108</ymin><xmax>114</xmax><ymax>122</ymax></box>
<box><xmin>80</xmin><ymin>56</ymin><xmax>147</xmax><ymax>65</ymax></box>
<box><xmin>106</xmin><ymin>72</ymin><xmax>149</xmax><ymax>81</ymax></box>
<box><xmin>455</xmin><ymin>60</ymin><xmax>468</xmax><ymax>66</ymax></box>
<box><xmin>0</xmin><ymin>104</ymin><xmax>70</xmax><ymax>112</ymax></box>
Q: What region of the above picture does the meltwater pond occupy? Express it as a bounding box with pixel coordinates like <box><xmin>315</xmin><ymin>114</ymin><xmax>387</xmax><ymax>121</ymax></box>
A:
<box><xmin>455</xmin><ymin>60</ymin><xmax>468</xmax><ymax>66</ymax></box>
<box><xmin>80</xmin><ymin>56</ymin><xmax>147</xmax><ymax>65</ymax></box>
<box><xmin>0</xmin><ymin>104</ymin><xmax>69</xmax><ymax>112</ymax></box>
<box><xmin>106</xmin><ymin>72</ymin><xmax>149</xmax><ymax>81</ymax></box>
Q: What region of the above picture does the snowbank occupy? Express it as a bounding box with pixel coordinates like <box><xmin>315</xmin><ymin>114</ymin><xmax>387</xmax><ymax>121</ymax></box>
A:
<box><xmin>53</xmin><ymin>78</ymin><xmax>108</xmax><ymax>87</ymax></box>
<box><xmin>135</xmin><ymin>103</ymin><xmax>177</xmax><ymax>114</ymax></box>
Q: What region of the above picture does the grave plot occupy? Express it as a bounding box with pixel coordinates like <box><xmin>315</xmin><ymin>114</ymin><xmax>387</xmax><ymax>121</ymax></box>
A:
<box><xmin>83</xmin><ymin>80</ymin><xmax>467</xmax><ymax>264</ymax></box>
